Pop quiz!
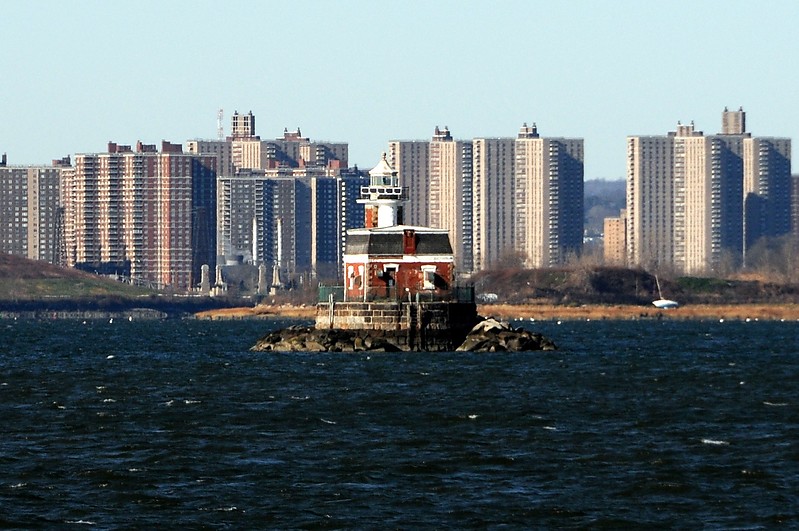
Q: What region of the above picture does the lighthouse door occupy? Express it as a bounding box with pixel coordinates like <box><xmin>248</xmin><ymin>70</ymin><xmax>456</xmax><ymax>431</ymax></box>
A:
<box><xmin>382</xmin><ymin>266</ymin><xmax>396</xmax><ymax>298</ymax></box>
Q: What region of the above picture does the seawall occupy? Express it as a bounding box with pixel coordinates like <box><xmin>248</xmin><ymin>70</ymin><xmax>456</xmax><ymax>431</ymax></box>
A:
<box><xmin>314</xmin><ymin>301</ymin><xmax>479</xmax><ymax>352</ymax></box>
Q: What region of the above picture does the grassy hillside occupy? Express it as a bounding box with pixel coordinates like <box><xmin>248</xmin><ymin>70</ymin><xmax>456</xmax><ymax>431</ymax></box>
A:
<box><xmin>0</xmin><ymin>253</ymin><xmax>239</xmax><ymax>314</ymax></box>
<box><xmin>0</xmin><ymin>253</ymin><xmax>154</xmax><ymax>300</ymax></box>
<box><xmin>469</xmin><ymin>266</ymin><xmax>799</xmax><ymax>306</ymax></box>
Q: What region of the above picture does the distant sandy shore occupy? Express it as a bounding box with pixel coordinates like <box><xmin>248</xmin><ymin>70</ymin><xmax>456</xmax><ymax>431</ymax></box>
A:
<box><xmin>195</xmin><ymin>305</ymin><xmax>317</xmax><ymax>320</ymax></box>
<box><xmin>480</xmin><ymin>303</ymin><xmax>799</xmax><ymax>322</ymax></box>
<box><xmin>195</xmin><ymin>303</ymin><xmax>799</xmax><ymax>322</ymax></box>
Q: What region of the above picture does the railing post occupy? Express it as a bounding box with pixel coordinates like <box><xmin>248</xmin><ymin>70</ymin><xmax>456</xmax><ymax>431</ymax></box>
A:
<box><xmin>415</xmin><ymin>292</ymin><xmax>424</xmax><ymax>350</ymax></box>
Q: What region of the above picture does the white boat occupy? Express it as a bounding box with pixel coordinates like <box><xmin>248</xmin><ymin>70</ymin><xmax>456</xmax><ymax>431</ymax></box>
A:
<box><xmin>652</xmin><ymin>276</ymin><xmax>679</xmax><ymax>309</ymax></box>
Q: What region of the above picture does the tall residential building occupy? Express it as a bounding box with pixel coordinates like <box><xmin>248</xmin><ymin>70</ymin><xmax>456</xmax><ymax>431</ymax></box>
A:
<box><xmin>626</xmin><ymin>134</ymin><xmax>675</xmax><ymax>269</ymax></box>
<box><xmin>229</xmin><ymin>124</ymin><xmax>348</xmax><ymax>173</ymax></box>
<box><xmin>472</xmin><ymin>137</ymin><xmax>516</xmax><ymax>270</ymax></box>
<box><xmin>229</xmin><ymin>110</ymin><xmax>261</xmax><ymax>171</ymax></box>
<box><xmin>66</xmin><ymin>141</ymin><xmax>216</xmax><ymax>290</ymax></box>
<box><xmin>390</xmin><ymin>124</ymin><xmax>583</xmax><ymax>273</ymax></box>
<box><xmin>626</xmin><ymin>108</ymin><xmax>791</xmax><ymax>273</ymax></box>
<box><xmin>628</xmin><ymin>121</ymin><xmax>745</xmax><ymax>273</ymax></box>
<box><xmin>186</xmin><ymin>139</ymin><xmax>234</xmax><ymax>177</ymax></box>
<box><xmin>0</xmin><ymin>156</ymin><xmax>68</xmax><ymax>263</ymax></box>
<box><xmin>217</xmin><ymin>168</ymin><xmax>368</xmax><ymax>282</ymax></box>
<box><xmin>239</xmin><ymin>127</ymin><xmax>350</xmax><ymax>170</ymax></box>
<box><xmin>742</xmin><ymin>136</ymin><xmax>792</xmax><ymax>256</ymax></box>
<box><xmin>604</xmin><ymin>209</ymin><xmax>627</xmax><ymax>265</ymax></box>
<box><xmin>673</xmin><ymin>124</ymin><xmax>745</xmax><ymax>273</ymax></box>
<box><xmin>514</xmin><ymin>123</ymin><xmax>584</xmax><ymax>267</ymax></box>
<box><xmin>216</xmin><ymin>170</ymin><xmax>271</xmax><ymax>264</ymax></box>
<box><xmin>389</xmin><ymin>129</ymin><xmax>475</xmax><ymax>271</ymax></box>
<box><xmin>387</xmin><ymin>140</ymin><xmax>429</xmax><ymax>226</ymax></box>
<box><xmin>268</xmin><ymin>175</ymin><xmax>312</xmax><ymax>280</ymax></box>
<box><xmin>189</xmin><ymin>110</ymin><xmax>256</xmax><ymax>176</ymax></box>
<box><xmin>792</xmin><ymin>174</ymin><xmax>799</xmax><ymax>241</ymax></box>
<box><xmin>428</xmin><ymin>127</ymin><xmax>474</xmax><ymax>272</ymax></box>
<box><xmin>233</xmin><ymin>137</ymin><xmax>266</xmax><ymax>171</ymax></box>
<box><xmin>338</xmin><ymin>168</ymin><xmax>369</xmax><ymax>256</ymax></box>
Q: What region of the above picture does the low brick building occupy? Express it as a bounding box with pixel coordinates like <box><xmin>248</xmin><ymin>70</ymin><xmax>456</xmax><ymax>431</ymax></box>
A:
<box><xmin>342</xmin><ymin>225</ymin><xmax>455</xmax><ymax>302</ymax></box>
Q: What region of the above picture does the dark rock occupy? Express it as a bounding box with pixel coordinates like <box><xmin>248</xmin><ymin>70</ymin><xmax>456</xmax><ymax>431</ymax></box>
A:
<box><xmin>455</xmin><ymin>317</ymin><xmax>557</xmax><ymax>352</ymax></box>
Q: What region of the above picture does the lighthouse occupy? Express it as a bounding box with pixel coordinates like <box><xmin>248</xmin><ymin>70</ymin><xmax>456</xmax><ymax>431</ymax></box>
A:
<box><xmin>356</xmin><ymin>153</ymin><xmax>407</xmax><ymax>228</ymax></box>
<box><xmin>339</xmin><ymin>153</ymin><xmax>459</xmax><ymax>303</ymax></box>
<box><xmin>316</xmin><ymin>152</ymin><xmax>477</xmax><ymax>350</ymax></box>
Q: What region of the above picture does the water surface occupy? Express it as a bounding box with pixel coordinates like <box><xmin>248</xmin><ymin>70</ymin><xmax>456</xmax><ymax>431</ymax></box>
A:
<box><xmin>1</xmin><ymin>318</ymin><xmax>798</xmax><ymax>527</ymax></box>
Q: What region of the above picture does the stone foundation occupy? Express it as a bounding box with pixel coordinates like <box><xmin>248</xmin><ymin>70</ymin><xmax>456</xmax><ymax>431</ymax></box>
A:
<box><xmin>314</xmin><ymin>301</ymin><xmax>479</xmax><ymax>352</ymax></box>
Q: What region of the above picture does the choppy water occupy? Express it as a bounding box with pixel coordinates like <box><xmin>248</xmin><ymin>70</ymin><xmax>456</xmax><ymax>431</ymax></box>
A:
<box><xmin>1</xmin><ymin>317</ymin><xmax>798</xmax><ymax>528</ymax></box>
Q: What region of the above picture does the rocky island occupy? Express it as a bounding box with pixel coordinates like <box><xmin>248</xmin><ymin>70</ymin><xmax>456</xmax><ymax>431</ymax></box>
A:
<box><xmin>249</xmin><ymin>155</ymin><xmax>557</xmax><ymax>354</ymax></box>
<box><xmin>251</xmin><ymin>316</ymin><xmax>557</xmax><ymax>353</ymax></box>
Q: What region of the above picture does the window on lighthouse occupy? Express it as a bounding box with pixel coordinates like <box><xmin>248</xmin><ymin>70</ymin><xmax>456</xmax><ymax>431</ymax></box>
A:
<box><xmin>422</xmin><ymin>265</ymin><xmax>437</xmax><ymax>290</ymax></box>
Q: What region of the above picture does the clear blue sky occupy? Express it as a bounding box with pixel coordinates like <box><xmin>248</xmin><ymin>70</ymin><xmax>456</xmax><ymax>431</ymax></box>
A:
<box><xmin>2</xmin><ymin>0</ymin><xmax>797</xmax><ymax>179</ymax></box>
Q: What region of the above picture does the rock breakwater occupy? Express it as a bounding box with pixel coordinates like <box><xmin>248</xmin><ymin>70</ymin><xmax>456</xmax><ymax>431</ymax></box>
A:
<box><xmin>455</xmin><ymin>318</ymin><xmax>557</xmax><ymax>352</ymax></box>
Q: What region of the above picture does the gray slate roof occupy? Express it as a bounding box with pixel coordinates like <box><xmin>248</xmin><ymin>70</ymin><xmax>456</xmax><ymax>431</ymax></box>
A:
<box><xmin>345</xmin><ymin>226</ymin><xmax>453</xmax><ymax>256</ymax></box>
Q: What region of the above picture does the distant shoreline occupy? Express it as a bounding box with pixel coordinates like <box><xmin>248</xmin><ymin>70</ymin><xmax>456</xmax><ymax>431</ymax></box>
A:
<box><xmin>481</xmin><ymin>303</ymin><xmax>799</xmax><ymax>322</ymax></box>
<box><xmin>4</xmin><ymin>303</ymin><xmax>797</xmax><ymax>322</ymax></box>
<box><xmin>194</xmin><ymin>303</ymin><xmax>799</xmax><ymax>322</ymax></box>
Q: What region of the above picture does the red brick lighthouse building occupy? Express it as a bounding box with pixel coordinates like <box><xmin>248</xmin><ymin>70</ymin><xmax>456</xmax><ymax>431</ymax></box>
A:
<box><xmin>343</xmin><ymin>154</ymin><xmax>456</xmax><ymax>302</ymax></box>
<box><xmin>316</xmin><ymin>154</ymin><xmax>476</xmax><ymax>349</ymax></box>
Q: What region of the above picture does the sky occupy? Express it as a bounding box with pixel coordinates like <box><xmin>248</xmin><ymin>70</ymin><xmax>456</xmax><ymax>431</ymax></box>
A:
<box><xmin>2</xmin><ymin>0</ymin><xmax>797</xmax><ymax>180</ymax></box>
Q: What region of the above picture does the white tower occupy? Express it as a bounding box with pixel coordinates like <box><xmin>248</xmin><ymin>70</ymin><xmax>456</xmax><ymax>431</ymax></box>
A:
<box><xmin>251</xmin><ymin>216</ymin><xmax>258</xmax><ymax>264</ymax></box>
<box><xmin>271</xmin><ymin>217</ymin><xmax>283</xmax><ymax>292</ymax></box>
<box><xmin>357</xmin><ymin>153</ymin><xmax>408</xmax><ymax>228</ymax></box>
<box><xmin>257</xmin><ymin>263</ymin><xmax>268</xmax><ymax>295</ymax></box>
<box><xmin>200</xmin><ymin>264</ymin><xmax>211</xmax><ymax>294</ymax></box>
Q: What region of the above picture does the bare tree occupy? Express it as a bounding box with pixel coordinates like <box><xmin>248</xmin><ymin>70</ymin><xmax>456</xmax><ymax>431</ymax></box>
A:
<box><xmin>746</xmin><ymin>235</ymin><xmax>799</xmax><ymax>283</ymax></box>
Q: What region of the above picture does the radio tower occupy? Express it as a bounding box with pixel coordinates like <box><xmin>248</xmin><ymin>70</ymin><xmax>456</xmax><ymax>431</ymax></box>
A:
<box><xmin>217</xmin><ymin>108</ymin><xmax>224</xmax><ymax>140</ymax></box>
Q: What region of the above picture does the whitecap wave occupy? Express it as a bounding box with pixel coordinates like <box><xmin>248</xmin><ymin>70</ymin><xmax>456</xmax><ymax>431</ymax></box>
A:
<box><xmin>701</xmin><ymin>438</ymin><xmax>729</xmax><ymax>446</ymax></box>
